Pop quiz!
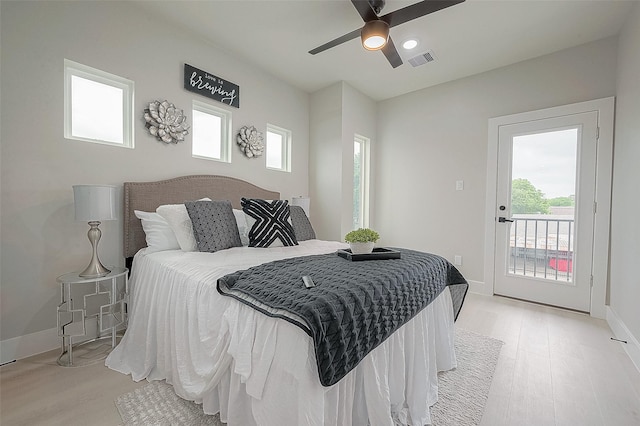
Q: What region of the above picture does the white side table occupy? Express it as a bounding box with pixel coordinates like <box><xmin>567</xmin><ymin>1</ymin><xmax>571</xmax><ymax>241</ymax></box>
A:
<box><xmin>56</xmin><ymin>267</ymin><xmax>128</xmax><ymax>367</ymax></box>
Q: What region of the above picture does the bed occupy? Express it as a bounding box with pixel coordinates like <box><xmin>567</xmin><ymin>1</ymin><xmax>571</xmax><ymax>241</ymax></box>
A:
<box><xmin>106</xmin><ymin>175</ymin><xmax>468</xmax><ymax>426</ymax></box>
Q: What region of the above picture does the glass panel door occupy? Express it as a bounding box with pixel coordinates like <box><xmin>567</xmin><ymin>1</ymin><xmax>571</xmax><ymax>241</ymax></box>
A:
<box><xmin>494</xmin><ymin>111</ymin><xmax>598</xmax><ymax>312</ymax></box>
<box><xmin>508</xmin><ymin>128</ymin><xmax>577</xmax><ymax>284</ymax></box>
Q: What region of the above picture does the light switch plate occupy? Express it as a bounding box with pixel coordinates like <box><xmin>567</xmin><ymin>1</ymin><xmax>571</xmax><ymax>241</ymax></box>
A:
<box><xmin>456</xmin><ymin>180</ymin><xmax>464</xmax><ymax>191</ymax></box>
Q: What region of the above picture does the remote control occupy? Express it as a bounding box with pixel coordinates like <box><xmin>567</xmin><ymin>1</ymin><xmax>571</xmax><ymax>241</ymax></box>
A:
<box><xmin>302</xmin><ymin>276</ymin><xmax>315</xmax><ymax>288</ymax></box>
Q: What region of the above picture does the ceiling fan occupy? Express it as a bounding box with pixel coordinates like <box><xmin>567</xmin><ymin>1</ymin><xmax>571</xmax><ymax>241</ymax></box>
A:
<box><xmin>309</xmin><ymin>0</ymin><xmax>465</xmax><ymax>68</ymax></box>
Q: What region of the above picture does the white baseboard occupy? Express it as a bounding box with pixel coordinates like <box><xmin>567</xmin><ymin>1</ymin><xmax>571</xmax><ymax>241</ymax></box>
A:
<box><xmin>606</xmin><ymin>306</ymin><xmax>640</xmax><ymax>373</ymax></box>
<box><xmin>467</xmin><ymin>279</ymin><xmax>492</xmax><ymax>296</ymax></box>
<box><xmin>0</xmin><ymin>327</ymin><xmax>59</xmax><ymax>365</ymax></box>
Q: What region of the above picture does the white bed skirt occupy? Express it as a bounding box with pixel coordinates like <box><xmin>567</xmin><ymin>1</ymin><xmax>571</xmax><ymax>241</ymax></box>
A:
<box><xmin>106</xmin><ymin>242</ymin><xmax>457</xmax><ymax>426</ymax></box>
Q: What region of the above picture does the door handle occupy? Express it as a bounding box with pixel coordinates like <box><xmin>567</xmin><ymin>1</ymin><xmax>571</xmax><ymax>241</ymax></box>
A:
<box><xmin>498</xmin><ymin>217</ymin><xmax>514</xmax><ymax>223</ymax></box>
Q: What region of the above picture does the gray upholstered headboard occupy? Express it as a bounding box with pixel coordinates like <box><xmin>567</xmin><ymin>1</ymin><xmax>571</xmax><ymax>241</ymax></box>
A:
<box><xmin>124</xmin><ymin>175</ymin><xmax>280</xmax><ymax>259</ymax></box>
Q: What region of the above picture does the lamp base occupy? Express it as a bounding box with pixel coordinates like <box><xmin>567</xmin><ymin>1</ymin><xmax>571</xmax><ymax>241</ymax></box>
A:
<box><xmin>79</xmin><ymin>262</ymin><xmax>111</xmax><ymax>278</ymax></box>
<box><xmin>79</xmin><ymin>221</ymin><xmax>111</xmax><ymax>278</ymax></box>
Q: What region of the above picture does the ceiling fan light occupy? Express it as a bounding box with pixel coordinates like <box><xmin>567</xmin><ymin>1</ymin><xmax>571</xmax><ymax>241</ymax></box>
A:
<box><xmin>361</xmin><ymin>20</ymin><xmax>389</xmax><ymax>51</ymax></box>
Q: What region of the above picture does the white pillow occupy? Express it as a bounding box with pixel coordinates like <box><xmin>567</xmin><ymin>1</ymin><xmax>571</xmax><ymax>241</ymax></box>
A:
<box><xmin>156</xmin><ymin>198</ymin><xmax>211</xmax><ymax>252</ymax></box>
<box><xmin>134</xmin><ymin>210</ymin><xmax>180</xmax><ymax>253</ymax></box>
<box><xmin>233</xmin><ymin>208</ymin><xmax>250</xmax><ymax>246</ymax></box>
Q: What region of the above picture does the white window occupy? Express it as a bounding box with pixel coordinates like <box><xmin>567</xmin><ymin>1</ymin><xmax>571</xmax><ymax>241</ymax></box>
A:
<box><xmin>266</xmin><ymin>124</ymin><xmax>291</xmax><ymax>172</ymax></box>
<box><xmin>353</xmin><ymin>134</ymin><xmax>371</xmax><ymax>229</ymax></box>
<box><xmin>192</xmin><ymin>100</ymin><xmax>232</xmax><ymax>162</ymax></box>
<box><xmin>64</xmin><ymin>59</ymin><xmax>134</xmax><ymax>148</ymax></box>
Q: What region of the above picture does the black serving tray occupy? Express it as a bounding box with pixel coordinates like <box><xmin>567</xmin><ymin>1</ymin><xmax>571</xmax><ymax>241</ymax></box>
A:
<box><xmin>337</xmin><ymin>247</ymin><xmax>402</xmax><ymax>261</ymax></box>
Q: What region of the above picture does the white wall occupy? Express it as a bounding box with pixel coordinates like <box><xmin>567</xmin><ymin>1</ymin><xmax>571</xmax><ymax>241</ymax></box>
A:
<box><xmin>341</xmin><ymin>83</ymin><xmax>377</xmax><ymax>237</ymax></box>
<box><xmin>610</xmin><ymin>2</ymin><xmax>640</xmax><ymax>351</ymax></box>
<box><xmin>0</xmin><ymin>2</ymin><xmax>310</xmax><ymax>353</ymax></box>
<box><xmin>309</xmin><ymin>83</ymin><xmax>343</xmax><ymax>241</ymax></box>
<box><xmin>2</xmin><ymin>0</ymin><xmax>636</xmax><ymax>365</ymax></box>
<box><xmin>309</xmin><ymin>82</ymin><xmax>376</xmax><ymax>241</ymax></box>
<box><xmin>375</xmin><ymin>37</ymin><xmax>618</xmax><ymax>283</ymax></box>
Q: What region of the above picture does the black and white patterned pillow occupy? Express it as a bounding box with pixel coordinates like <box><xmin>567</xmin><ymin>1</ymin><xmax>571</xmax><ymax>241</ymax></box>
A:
<box><xmin>241</xmin><ymin>198</ymin><xmax>298</xmax><ymax>248</ymax></box>
<box><xmin>185</xmin><ymin>200</ymin><xmax>242</xmax><ymax>252</ymax></box>
<box><xmin>289</xmin><ymin>205</ymin><xmax>316</xmax><ymax>241</ymax></box>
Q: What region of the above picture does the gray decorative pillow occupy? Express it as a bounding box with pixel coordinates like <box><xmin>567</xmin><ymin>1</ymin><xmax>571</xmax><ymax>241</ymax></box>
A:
<box><xmin>289</xmin><ymin>205</ymin><xmax>316</xmax><ymax>241</ymax></box>
<box><xmin>185</xmin><ymin>200</ymin><xmax>242</xmax><ymax>253</ymax></box>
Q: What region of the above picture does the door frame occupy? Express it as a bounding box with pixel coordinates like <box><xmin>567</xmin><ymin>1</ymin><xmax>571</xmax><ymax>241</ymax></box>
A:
<box><xmin>483</xmin><ymin>97</ymin><xmax>614</xmax><ymax>318</ymax></box>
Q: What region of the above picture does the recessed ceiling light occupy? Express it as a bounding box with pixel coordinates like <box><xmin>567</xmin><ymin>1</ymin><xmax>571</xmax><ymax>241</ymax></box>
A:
<box><xmin>402</xmin><ymin>39</ymin><xmax>418</xmax><ymax>50</ymax></box>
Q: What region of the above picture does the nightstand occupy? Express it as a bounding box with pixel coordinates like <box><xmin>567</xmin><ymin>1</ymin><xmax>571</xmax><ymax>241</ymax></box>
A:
<box><xmin>56</xmin><ymin>267</ymin><xmax>128</xmax><ymax>367</ymax></box>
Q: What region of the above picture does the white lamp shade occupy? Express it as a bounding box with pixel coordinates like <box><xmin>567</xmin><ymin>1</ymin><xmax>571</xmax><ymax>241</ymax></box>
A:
<box><xmin>291</xmin><ymin>196</ymin><xmax>310</xmax><ymax>218</ymax></box>
<box><xmin>73</xmin><ymin>185</ymin><xmax>118</xmax><ymax>222</ymax></box>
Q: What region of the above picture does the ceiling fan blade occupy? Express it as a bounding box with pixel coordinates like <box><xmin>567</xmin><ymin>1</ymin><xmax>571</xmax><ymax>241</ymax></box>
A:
<box><xmin>309</xmin><ymin>28</ymin><xmax>362</xmax><ymax>55</ymax></box>
<box><xmin>311</xmin><ymin>0</ymin><xmax>463</xmax><ymax>61</ymax></box>
<box><xmin>381</xmin><ymin>36</ymin><xmax>402</xmax><ymax>68</ymax></box>
<box><xmin>380</xmin><ymin>0</ymin><xmax>465</xmax><ymax>28</ymax></box>
<box><xmin>350</xmin><ymin>0</ymin><xmax>378</xmax><ymax>22</ymax></box>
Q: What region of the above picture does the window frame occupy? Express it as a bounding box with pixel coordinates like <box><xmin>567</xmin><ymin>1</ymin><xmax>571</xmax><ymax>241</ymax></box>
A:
<box><xmin>63</xmin><ymin>59</ymin><xmax>134</xmax><ymax>148</ymax></box>
<box><xmin>265</xmin><ymin>124</ymin><xmax>292</xmax><ymax>172</ymax></box>
<box><xmin>191</xmin><ymin>100</ymin><xmax>232</xmax><ymax>163</ymax></box>
<box><xmin>353</xmin><ymin>134</ymin><xmax>371</xmax><ymax>229</ymax></box>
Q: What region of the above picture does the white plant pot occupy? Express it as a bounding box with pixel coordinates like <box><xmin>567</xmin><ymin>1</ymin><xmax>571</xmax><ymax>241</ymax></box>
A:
<box><xmin>349</xmin><ymin>242</ymin><xmax>375</xmax><ymax>254</ymax></box>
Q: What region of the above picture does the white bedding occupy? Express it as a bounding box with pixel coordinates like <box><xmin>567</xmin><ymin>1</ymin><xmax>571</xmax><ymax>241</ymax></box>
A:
<box><xmin>106</xmin><ymin>240</ymin><xmax>457</xmax><ymax>426</ymax></box>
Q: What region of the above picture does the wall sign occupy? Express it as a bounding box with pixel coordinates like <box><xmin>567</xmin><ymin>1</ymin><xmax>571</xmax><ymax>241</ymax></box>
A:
<box><xmin>184</xmin><ymin>64</ymin><xmax>239</xmax><ymax>108</ymax></box>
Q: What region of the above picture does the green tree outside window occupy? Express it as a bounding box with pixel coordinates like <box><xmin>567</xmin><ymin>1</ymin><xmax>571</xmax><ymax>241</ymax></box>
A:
<box><xmin>511</xmin><ymin>178</ymin><xmax>550</xmax><ymax>214</ymax></box>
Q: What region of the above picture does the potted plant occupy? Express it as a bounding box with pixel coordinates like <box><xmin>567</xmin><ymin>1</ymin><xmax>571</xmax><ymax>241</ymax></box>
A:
<box><xmin>344</xmin><ymin>228</ymin><xmax>380</xmax><ymax>254</ymax></box>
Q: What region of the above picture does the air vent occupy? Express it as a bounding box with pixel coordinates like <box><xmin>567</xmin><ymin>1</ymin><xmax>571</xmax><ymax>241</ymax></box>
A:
<box><xmin>408</xmin><ymin>50</ymin><xmax>436</xmax><ymax>67</ymax></box>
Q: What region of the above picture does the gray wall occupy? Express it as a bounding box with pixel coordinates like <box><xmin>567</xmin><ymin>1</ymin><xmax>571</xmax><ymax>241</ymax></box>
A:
<box><xmin>375</xmin><ymin>37</ymin><xmax>619</xmax><ymax>284</ymax></box>
<box><xmin>610</xmin><ymin>3</ymin><xmax>640</xmax><ymax>346</ymax></box>
<box><xmin>0</xmin><ymin>2</ymin><xmax>311</xmax><ymax>346</ymax></box>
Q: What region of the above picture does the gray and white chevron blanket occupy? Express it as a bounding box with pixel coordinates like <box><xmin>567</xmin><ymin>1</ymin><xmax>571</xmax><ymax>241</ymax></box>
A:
<box><xmin>217</xmin><ymin>248</ymin><xmax>468</xmax><ymax>386</ymax></box>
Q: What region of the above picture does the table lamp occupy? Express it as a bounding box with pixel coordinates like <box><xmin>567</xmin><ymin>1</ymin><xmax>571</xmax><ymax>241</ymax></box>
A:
<box><xmin>73</xmin><ymin>184</ymin><xmax>118</xmax><ymax>278</ymax></box>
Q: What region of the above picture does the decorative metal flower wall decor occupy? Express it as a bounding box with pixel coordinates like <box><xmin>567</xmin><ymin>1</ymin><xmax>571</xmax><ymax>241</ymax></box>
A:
<box><xmin>236</xmin><ymin>125</ymin><xmax>264</xmax><ymax>158</ymax></box>
<box><xmin>144</xmin><ymin>100</ymin><xmax>190</xmax><ymax>144</ymax></box>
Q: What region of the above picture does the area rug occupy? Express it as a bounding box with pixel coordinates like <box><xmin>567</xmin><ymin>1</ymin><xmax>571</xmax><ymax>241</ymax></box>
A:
<box><xmin>429</xmin><ymin>328</ymin><xmax>504</xmax><ymax>425</ymax></box>
<box><xmin>115</xmin><ymin>328</ymin><xmax>503</xmax><ymax>426</ymax></box>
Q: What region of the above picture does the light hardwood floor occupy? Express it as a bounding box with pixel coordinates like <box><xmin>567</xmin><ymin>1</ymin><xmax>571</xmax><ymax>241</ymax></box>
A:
<box><xmin>1</xmin><ymin>293</ymin><xmax>639</xmax><ymax>425</ymax></box>
<box><xmin>456</xmin><ymin>294</ymin><xmax>640</xmax><ymax>426</ymax></box>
